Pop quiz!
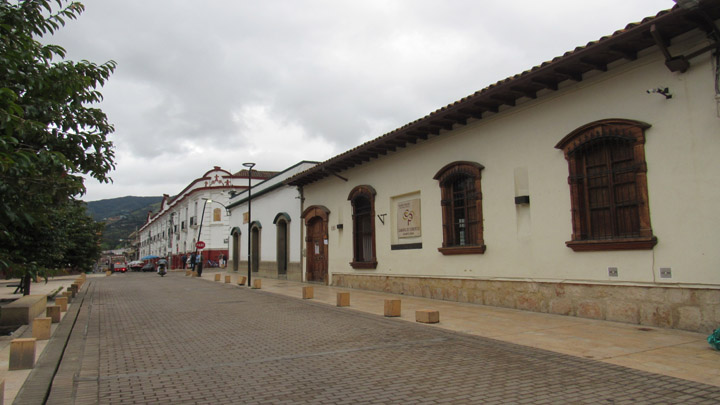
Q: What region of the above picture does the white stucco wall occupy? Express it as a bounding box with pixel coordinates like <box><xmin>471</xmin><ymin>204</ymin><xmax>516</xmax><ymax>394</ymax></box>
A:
<box><xmin>301</xmin><ymin>29</ymin><xmax>720</xmax><ymax>288</ymax></box>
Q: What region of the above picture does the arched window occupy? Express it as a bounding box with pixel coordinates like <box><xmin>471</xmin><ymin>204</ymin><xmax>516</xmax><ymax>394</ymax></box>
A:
<box><xmin>556</xmin><ymin>119</ymin><xmax>657</xmax><ymax>251</ymax></box>
<box><xmin>434</xmin><ymin>161</ymin><xmax>486</xmax><ymax>255</ymax></box>
<box><xmin>348</xmin><ymin>185</ymin><xmax>377</xmax><ymax>269</ymax></box>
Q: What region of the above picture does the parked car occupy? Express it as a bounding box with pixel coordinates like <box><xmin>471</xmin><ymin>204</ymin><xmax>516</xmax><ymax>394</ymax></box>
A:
<box><xmin>141</xmin><ymin>262</ymin><xmax>155</xmax><ymax>272</ymax></box>
<box><xmin>113</xmin><ymin>261</ymin><xmax>128</xmax><ymax>272</ymax></box>
<box><xmin>128</xmin><ymin>261</ymin><xmax>144</xmax><ymax>272</ymax></box>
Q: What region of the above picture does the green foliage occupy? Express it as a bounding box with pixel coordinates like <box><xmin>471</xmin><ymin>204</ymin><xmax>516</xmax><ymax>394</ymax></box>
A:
<box><xmin>85</xmin><ymin>197</ymin><xmax>162</xmax><ymax>249</ymax></box>
<box><xmin>0</xmin><ymin>0</ymin><xmax>115</xmax><ymax>286</ymax></box>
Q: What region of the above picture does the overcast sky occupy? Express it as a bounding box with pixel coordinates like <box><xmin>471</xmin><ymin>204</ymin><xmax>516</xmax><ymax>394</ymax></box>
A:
<box><xmin>47</xmin><ymin>0</ymin><xmax>675</xmax><ymax>201</ymax></box>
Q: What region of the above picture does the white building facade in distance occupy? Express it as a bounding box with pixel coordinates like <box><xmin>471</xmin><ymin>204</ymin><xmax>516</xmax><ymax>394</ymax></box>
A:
<box><xmin>227</xmin><ymin>161</ymin><xmax>318</xmax><ymax>282</ymax></box>
<box><xmin>138</xmin><ymin>166</ymin><xmax>276</xmax><ymax>268</ymax></box>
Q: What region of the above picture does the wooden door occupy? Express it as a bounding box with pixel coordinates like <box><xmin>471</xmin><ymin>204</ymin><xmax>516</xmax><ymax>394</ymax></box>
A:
<box><xmin>277</xmin><ymin>220</ymin><xmax>288</xmax><ymax>275</ymax></box>
<box><xmin>306</xmin><ymin>217</ymin><xmax>327</xmax><ymax>283</ymax></box>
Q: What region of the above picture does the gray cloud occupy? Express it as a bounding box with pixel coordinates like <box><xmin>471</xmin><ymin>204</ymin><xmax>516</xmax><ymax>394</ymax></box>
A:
<box><xmin>46</xmin><ymin>0</ymin><xmax>673</xmax><ymax>200</ymax></box>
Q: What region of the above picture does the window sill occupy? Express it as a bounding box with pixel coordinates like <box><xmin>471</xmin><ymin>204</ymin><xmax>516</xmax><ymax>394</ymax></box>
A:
<box><xmin>566</xmin><ymin>237</ymin><xmax>657</xmax><ymax>252</ymax></box>
<box><xmin>438</xmin><ymin>245</ymin><xmax>486</xmax><ymax>255</ymax></box>
<box><xmin>350</xmin><ymin>261</ymin><xmax>378</xmax><ymax>269</ymax></box>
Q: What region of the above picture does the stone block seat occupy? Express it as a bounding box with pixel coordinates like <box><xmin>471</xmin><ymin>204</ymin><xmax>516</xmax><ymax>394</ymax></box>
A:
<box><xmin>0</xmin><ymin>295</ymin><xmax>47</xmax><ymax>326</ymax></box>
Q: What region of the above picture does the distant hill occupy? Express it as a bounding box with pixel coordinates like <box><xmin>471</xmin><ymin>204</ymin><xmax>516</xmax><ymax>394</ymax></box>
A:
<box><xmin>85</xmin><ymin>196</ymin><xmax>163</xmax><ymax>250</ymax></box>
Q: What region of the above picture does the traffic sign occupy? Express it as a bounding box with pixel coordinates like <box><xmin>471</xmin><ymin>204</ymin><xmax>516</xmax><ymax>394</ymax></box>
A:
<box><xmin>196</xmin><ymin>241</ymin><xmax>206</xmax><ymax>249</ymax></box>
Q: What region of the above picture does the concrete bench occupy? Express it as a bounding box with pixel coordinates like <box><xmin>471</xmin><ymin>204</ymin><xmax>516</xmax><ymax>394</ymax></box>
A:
<box><xmin>302</xmin><ymin>286</ymin><xmax>314</xmax><ymax>299</ymax></box>
<box><xmin>0</xmin><ymin>295</ymin><xmax>47</xmax><ymax>326</ymax></box>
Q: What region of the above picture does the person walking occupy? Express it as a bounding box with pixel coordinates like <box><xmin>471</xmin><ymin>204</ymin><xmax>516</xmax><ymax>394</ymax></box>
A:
<box><xmin>190</xmin><ymin>252</ymin><xmax>197</xmax><ymax>272</ymax></box>
<box><xmin>181</xmin><ymin>254</ymin><xmax>187</xmax><ymax>269</ymax></box>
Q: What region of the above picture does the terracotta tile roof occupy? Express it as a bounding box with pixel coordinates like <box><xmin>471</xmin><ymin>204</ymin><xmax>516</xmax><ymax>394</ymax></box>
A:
<box><xmin>287</xmin><ymin>3</ymin><xmax>720</xmax><ymax>187</ymax></box>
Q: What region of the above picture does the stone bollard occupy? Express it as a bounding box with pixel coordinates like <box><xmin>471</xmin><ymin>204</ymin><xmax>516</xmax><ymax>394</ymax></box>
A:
<box><xmin>67</xmin><ymin>287</ymin><xmax>76</xmax><ymax>299</ymax></box>
<box><xmin>252</xmin><ymin>279</ymin><xmax>262</xmax><ymax>289</ymax></box>
<box><xmin>106</xmin><ymin>270</ymin><xmax>112</xmax><ymax>276</ymax></box>
<box><xmin>55</xmin><ymin>296</ymin><xmax>68</xmax><ymax>312</ymax></box>
<box><xmin>337</xmin><ymin>292</ymin><xmax>350</xmax><ymax>307</ymax></box>
<box><xmin>416</xmin><ymin>309</ymin><xmax>440</xmax><ymax>324</ymax></box>
<box><xmin>237</xmin><ymin>276</ymin><xmax>247</xmax><ymax>286</ymax></box>
<box><xmin>384</xmin><ymin>299</ymin><xmax>401</xmax><ymax>317</ymax></box>
<box><xmin>62</xmin><ymin>291</ymin><xmax>72</xmax><ymax>302</ymax></box>
<box><xmin>302</xmin><ymin>286</ymin><xmax>314</xmax><ymax>299</ymax></box>
<box><xmin>225</xmin><ymin>275</ymin><xmax>231</xmax><ymax>284</ymax></box>
<box><xmin>186</xmin><ymin>270</ymin><xmax>191</xmax><ymax>276</ymax></box>
<box><xmin>71</xmin><ymin>283</ymin><xmax>79</xmax><ymax>294</ymax></box>
<box><xmin>214</xmin><ymin>274</ymin><xmax>221</xmax><ymax>282</ymax></box>
<box><xmin>46</xmin><ymin>305</ymin><xmax>61</xmax><ymax>323</ymax></box>
<box><xmin>9</xmin><ymin>338</ymin><xmax>36</xmax><ymax>370</ymax></box>
<box><xmin>32</xmin><ymin>317</ymin><xmax>52</xmax><ymax>340</ymax></box>
<box><xmin>192</xmin><ymin>271</ymin><xmax>198</xmax><ymax>277</ymax></box>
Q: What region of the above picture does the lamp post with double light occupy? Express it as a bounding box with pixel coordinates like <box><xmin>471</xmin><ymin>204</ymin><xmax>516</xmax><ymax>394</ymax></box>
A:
<box><xmin>242</xmin><ymin>162</ymin><xmax>255</xmax><ymax>287</ymax></box>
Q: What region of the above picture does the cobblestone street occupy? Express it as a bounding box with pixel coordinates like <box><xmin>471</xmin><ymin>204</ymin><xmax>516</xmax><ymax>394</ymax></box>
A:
<box><xmin>36</xmin><ymin>273</ymin><xmax>720</xmax><ymax>404</ymax></box>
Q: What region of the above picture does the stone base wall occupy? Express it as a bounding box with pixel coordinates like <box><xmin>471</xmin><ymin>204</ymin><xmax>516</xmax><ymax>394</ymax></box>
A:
<box><xmin>331</xmin><ymin>274</ymin><xmax>720</xmax><ymax>333</ymax></box>
<box><xmin>230</xmin><ymin>261</ymin><xmax>302</xmax><ymax>282</ymax></box>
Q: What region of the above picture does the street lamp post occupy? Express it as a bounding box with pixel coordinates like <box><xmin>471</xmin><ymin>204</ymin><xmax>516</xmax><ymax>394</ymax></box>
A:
<box><xmin>194</xmin><ymin>199</ymin><xmax>210</xmax><ymax>275</ymax></box>
<box><xmin>242</xmin><ymin>162</ymin><xmax>255</xmax><ymax>287</ymax></box>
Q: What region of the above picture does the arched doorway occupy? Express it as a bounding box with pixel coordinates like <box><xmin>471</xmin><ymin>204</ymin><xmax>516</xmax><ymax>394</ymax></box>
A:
<box><xmin>251</xmin><ymin>222</ymin><xmax>261</xmax><ymax>273</ymax></box>
<box><xmin>274</xmin><ymin>213</ymin><xmax>291</xmax><ymax>277</ymax></box>
<box><xmin>231</xmin><ymin>227</ymin><xmax>241</xmax><ymax>271</ymax></box>
<box><xmin>302</xmin><ymin>206</ymin><xmax>330</xmax><ymax>284</ymax></box>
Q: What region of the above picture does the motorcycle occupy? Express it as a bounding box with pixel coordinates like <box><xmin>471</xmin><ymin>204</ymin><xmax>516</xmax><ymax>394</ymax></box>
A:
<box><xmin>157</xmin><ymin>259</ymin><xmax>168</xmax><ymax>277</ymax></box>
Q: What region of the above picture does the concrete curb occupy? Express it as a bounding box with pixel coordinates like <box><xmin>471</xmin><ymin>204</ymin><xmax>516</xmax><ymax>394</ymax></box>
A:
<box><xmin>12</xmin><ymin>280</ymin><xmax>90</xmax><ymax>404</ymax></box>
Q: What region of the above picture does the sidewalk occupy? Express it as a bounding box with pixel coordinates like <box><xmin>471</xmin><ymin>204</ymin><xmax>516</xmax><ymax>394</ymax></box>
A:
<box><xmin>0</xmin><ymin>274</ymin><xmax>101</xmax><ymax>404</ymax></box>
<box><xmin>194</xmin><ymin>269</ymin><xmax>720</xmax><ymax>387</ymax></box>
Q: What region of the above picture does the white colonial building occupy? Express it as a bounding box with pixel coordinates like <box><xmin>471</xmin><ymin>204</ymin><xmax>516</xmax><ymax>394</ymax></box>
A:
<box><xmin>227</xmin><ymin>161</ymin><xmax>318</xmax><ymax>281</ymax></box>
<box><xmin>138</xmin><ymin>166</ymin><xmax>276</xmax><ymax>268</ymax></box>
<box><xmin>286</xmin><ymin>4</ymin><xmax>720</xmax><ymax>333</ymax></box>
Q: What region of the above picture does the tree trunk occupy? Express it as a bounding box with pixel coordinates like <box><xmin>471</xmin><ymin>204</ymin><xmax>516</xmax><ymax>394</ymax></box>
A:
<box><xmin>22</xmin><ymin>274</ymin><xmax>31</xmax><ymax>296</ymax></box>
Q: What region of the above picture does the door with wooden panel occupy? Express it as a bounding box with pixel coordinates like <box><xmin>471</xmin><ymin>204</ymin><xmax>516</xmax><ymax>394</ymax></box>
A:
<box><xmin>306</xmin><ymin>217</ymin><xmax>327</xmax><ymax>283</ymax></box>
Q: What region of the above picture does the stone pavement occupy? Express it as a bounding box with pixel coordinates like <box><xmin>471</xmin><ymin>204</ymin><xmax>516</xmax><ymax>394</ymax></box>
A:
<box><xmin>13</xmin><ymin>270</ymin><xmax>720</xmax><ymax>404</ymax></box>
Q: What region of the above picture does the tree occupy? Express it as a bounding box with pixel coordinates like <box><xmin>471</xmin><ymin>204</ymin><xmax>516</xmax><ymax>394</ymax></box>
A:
<box><xmin>0</xmin><ymin>0</ymin><xmax>116</xmax><ymax>293</ymax></box>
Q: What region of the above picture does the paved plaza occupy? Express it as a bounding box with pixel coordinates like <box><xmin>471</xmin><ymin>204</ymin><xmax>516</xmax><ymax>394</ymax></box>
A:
<box><xmin>13</xmin><ymin>273</ymin><xmax>720</xmax><ymax>404</ymax></box>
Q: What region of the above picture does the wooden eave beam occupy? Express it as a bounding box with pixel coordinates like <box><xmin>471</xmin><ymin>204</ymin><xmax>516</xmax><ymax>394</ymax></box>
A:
<box><xmin>579</xmin><ymin>57</ymin><xmax>608</xmax><ymax>72</ymax></box>
<box><xmin>443</xmin><ymin>114</ymin><xmax>467</xmax><ymax>126</ymax></box>
<box><xmin>473</xmin><ymin>102</ymin><xmax>500</xmax><ymax>113</ymax></box>
<box><xmin>530</xmin><ymin>77</ymin><xmax>559</xmax><ymax>91</ymax></box>
<box><xmin>404</xmin><ymin>130</ymin><xmax>427</xmax><ymax>140</ymax></box>
<box><xmin>509</xmin><ymin>86</ymin><xmax>537</xmax><ymax>99</ymax></box>
<box><xmin>457</xmin><ymin>107</ymin><xmax>483</xmax><ymax>120</ymax></box>
<box><xmin>398</xmin><ymin>134</ymin><xmax>417</xmax><ymax>144</ymax></box>
<box><xmin>490</xmin><ymin>94</ymin><xmax>517</xmax><ymax>107</ymax></box>
<box><xmin>608</xmin><ymin>44</ymin><xmax>638</xmax><ymax>60</ymax></box>
<box><xmin>429</xmin><ymin>120</ymin><xmax>454</xmax><ymax>131</ymax></box>
<box><xmin>553</xmin><ymin>67</ymin><xmax>583</xmax><ymax>82</ymax></box>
